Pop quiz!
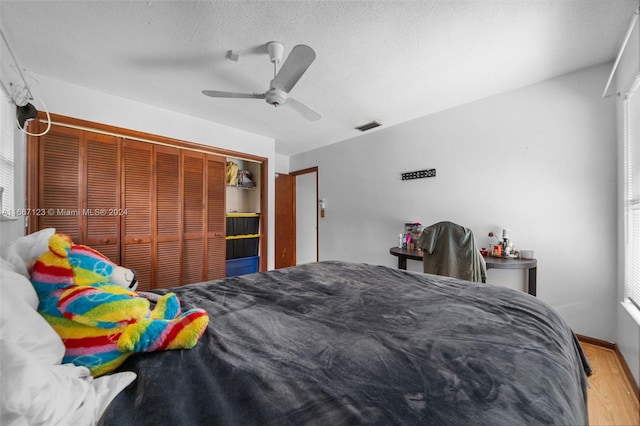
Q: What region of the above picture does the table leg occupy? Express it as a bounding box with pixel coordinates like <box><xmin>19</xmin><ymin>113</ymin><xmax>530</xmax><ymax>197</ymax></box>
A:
<box><xmin>398</xmin><ymin>256</ymin><xmax>407</xmax><ymax>270</ymax></box>
<box><xmin>528</xmin><ymin>267</ymin><xmax>537</xmax><ymax>296</ymax></box>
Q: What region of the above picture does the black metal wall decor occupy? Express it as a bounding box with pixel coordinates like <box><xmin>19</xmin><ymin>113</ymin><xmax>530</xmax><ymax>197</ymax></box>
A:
<box><xmin>401</xmin><ymin>168</ymin><xmax>436</xmax><ymax>181</ymax></box>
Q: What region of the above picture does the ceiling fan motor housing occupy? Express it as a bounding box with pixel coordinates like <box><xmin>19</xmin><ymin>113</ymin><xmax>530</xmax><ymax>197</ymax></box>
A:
<box><xmin>266</xmin><ymin>41</ymin><xmax>284</xmax><ymax>64</ymax></box>
<box><xmin>265</xmin><ymin>88</ymin><xmax>287</xmax><ymax>106</ymax></box>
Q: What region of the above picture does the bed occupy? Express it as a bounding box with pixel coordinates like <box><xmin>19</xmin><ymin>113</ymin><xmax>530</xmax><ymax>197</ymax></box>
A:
<box><xmin>0</xmin><ymin>230</ymin><xmax>590</xmax><ymax>425</ymax></box>
<box><xmin>100</xmin><ymin>260</ymin><xmax>590</xmax><ymax>425</ymax></box>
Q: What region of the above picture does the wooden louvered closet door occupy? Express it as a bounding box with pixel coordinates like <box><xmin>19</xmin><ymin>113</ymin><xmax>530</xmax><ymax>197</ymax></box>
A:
<box><xmin>182</xmin><ymin>151</ymin><xmax>206</xmax><ymax>285</ymax></box>
<box><xmin>84</xmin><ymin>133</ymin><xmax>120</xmax><ymax>263</ymax></box>
<box><xmin>38</xmin><ymin>126</ymin><xmax>82</xmax><ymax>241</ymax></box>
<box><xmin>121</xmin><ymin>140</ymin><xmax>153</xmax><ymax>290</ymax></box>
<box><xmin>206</xmin><ymin>155</ymin><xmax>226</xmax><ymax>280</ymax></box>
<box><xmin>155</xmin><ymin>146</ymin><xmax>182</xmax><ymax>289</ymax></box>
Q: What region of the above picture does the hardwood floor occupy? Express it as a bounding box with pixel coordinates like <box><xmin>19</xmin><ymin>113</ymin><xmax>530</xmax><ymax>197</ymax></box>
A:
<box><xmin>580</xmin><ymin>342</ymin><xmax>639</xmax><ymax>426</ymax></box>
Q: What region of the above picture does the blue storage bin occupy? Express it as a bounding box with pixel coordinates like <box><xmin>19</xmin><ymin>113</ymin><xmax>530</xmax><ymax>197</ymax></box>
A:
<box><xmin>226</xmin><ymin>256</ymin><xmax>259</xmax><ymax>277</ymax></box>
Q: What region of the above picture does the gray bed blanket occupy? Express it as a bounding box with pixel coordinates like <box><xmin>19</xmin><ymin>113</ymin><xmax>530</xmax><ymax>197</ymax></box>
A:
<box><xmin>99</xmin><ymin>261</ymin><xmax>589</xmax><ymax>426</ymax></box>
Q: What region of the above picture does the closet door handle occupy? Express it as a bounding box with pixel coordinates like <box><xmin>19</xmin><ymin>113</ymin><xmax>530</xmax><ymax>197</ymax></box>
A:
<box><xmin>133</xmin><ymin>238</ymin><xmax>141</xmax><ymax>243</ymax></box>
<box><xmin>101</xmin><ymin>238</ymin><xmax>110</xmax><ymax>244</ymax></box>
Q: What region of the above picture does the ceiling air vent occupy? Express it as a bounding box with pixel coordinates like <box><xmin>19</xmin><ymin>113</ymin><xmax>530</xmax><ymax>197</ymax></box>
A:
<box><xmin>355</xmin><ymin>121</ymin><xmax>381</xmax><ymax>132</ymax></box>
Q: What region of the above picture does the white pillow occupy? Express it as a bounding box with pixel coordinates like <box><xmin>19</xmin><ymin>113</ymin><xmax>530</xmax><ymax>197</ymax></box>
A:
<box><xmin>0</xmin><ymin>339</ymin><xmax>137</xmax><ymax>426</ymax></box>
<box><xmin>0</xmin><ymin>228</ymin><xmax>55</xmax><ymax>278</ymax></box>
<box><xmin>0</xmin><ymin>258</ymin><xmax>38</xmax><ymax>309</ymax></box>
<box><xmin>0</xmin><ymin>262</ymin><xmax>64</xmax><ymax>365</ymax></box>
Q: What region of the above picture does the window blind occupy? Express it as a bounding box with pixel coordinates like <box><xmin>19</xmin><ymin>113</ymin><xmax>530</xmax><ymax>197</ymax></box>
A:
<box><xmin>0</xmin><ymin>91</ymin><xmax>14</xmax><ymax>213</ymax></box>
<box><xmin>625</xmin><ymin>73</ymin><xmax>640</xmax><ymax>309</ymax></box>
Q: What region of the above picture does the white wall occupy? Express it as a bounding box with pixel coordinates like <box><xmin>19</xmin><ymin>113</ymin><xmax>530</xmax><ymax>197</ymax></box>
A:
<box><xmin>291</xmin><ymin>63</ymin><xmax>619</xmax><ymax>344</ymax></box>
<box><xmin>2</xmin><ymin>74</ymin><xmax>278</xmax><ymax>270</ymax></box>
<box><xmin>614</xmin><ymin>15</ymin><xmax>640</xmax><ymax>388</ymax></box>
<box><xmin>275</xmin><ymin>153</ymin><xmax>290</xmax><ymax>174</ymax></box>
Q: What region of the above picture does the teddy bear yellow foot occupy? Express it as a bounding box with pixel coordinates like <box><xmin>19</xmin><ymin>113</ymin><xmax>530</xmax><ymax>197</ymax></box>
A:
<box><xmin>118</xmin><ymin>309</ymin><xmax>209</xmax><ymax>353</ymax></box>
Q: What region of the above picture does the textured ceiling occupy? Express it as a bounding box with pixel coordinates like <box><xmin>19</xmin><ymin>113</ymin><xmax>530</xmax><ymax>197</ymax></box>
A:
<box><xmin>0</xmin><ymin>1</ymin><xmax>637</xmax><ymax>156</ymax></box>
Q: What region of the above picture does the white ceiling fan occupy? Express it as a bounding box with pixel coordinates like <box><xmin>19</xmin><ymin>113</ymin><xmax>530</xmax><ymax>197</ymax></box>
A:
<box><xmin>202</xmin><ymin>41</ymin><xmax>321</xmax><ymax>121</ymax></box>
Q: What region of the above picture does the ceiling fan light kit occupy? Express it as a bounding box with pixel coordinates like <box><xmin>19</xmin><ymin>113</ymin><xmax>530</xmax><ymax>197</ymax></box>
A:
<box><xmin>202</xmin><ymin>41</ymin><xmax>321</xmax><ymax>121</ymax></box>
<box><xmin>265</xmin><ymin>89</ymin><xmax>286</xmax><ymax>107</ymax></box>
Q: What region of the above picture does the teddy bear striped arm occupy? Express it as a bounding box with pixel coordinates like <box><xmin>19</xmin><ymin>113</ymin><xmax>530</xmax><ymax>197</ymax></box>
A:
<box><xmin>57</xmin><ymin>283</ymin><xmax>151</xmax><ymax>328</ymax></box>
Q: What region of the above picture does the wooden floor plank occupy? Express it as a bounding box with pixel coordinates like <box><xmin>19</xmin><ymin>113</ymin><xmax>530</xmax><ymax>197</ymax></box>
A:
<box><xmin>580</xmin><ymin>342</ymin><xmax>639</xmax><ymax>426</ymax></box>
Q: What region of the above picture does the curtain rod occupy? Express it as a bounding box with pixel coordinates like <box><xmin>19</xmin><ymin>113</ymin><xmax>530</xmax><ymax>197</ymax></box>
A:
<box><xmin>603</xmin><ymin>7</ymin><xmax>639</xmax><ymax>98</ymax></box>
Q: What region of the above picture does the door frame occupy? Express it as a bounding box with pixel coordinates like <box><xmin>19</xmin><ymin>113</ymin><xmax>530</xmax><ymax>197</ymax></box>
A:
<box><xmin>274</xmin><ymin>166</ymin><xmax>318</xmax><ymax>268</ymax></box>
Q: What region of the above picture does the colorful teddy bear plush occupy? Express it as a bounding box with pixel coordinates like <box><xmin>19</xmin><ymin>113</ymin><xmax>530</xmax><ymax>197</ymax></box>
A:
<box><xmin>30</xmin><ymin>233</ymin><xmax>209</xmax><ymax>377</ymax></box>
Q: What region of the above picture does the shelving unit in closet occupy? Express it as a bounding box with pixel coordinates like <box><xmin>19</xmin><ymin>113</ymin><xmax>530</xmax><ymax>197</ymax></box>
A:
<box><xmin>225</xmin><ymin>158</ymin><xmax>262</xmax><ymax>277</ymax></box>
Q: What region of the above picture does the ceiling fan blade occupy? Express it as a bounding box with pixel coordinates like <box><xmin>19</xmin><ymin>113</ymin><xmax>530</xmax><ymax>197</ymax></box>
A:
<box><xmin>202</xmin><ymin>90</ymin><xmax>266</xmax><ymax>99</ymax></box>
<box><xmin>272</xmin><ymin>45</ymin><xmax>316</xmax><ymax>93</ymax></box>
<box><xmin>286</xmin><ymin>98</ymin><xmax>321</xmax><ymax>121</ymax></box>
